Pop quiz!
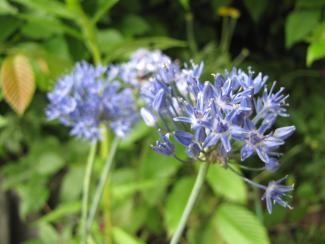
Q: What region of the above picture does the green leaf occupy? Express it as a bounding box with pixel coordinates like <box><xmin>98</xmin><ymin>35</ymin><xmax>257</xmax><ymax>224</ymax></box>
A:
<box><xmin>93</xmin><ymin>0</ymin><xmax>119</xmax><ymax>23</ymax></box>
<box><xmin>206</xmin><ymin>165</ymin><xmax>247</xmax><ymax>203</ymax></box>
<box><xmin>0</xmin><ymin>16</ymin><xmax>21</xmax><ymax>42</ymax></box>
<box><xmin>112</xmin><ymin>227</ymin><xmax>145</xmax><ymax>244</ymax></box>
<box><xmin>0</xmin><ymin>115</ymin><xmax>8</xmax><ymax>128</ymax></box>
<box><xmin>139</xmin><ymin>145</ymin><xmax>180</xmax><ymax>205</ymax></box>
<box><xmin>307</xmin><ymin>40</ymin><xmax>325</xmax><ymax>66</ymax></box>
<box><xmin>120</xmin><ymin>15</ymin><xmax>150</xmax><ymax>37</ymax></box>
<box><xmin>16</xmin><ymin>177</ymin><xmax>49</xmax><ymax>218</ymax></box>
<box><xmin>0</xmin><ymin>0</ymin><xmax>17</xmax><ymax>14</ymax></box>
<box><xmin>104</xmin><ymin>37</ymin><xmax>186</xmax><ymax>62</ymax></box>
<box><xmin>243</xmin><ymin>0</ymin><xmax>268</xmax><ymax>22</ymax></box>
<box><xmin>21</xmin><ymin>18</ymin><xmax>62</xmax><ymax>39</ymax></box>
<box><xmin>296</xmin><ymin>0</ymin><xmax>325</xmax><ymax>8</ymax></box>
<box><xmin>36</xmin><ymin>152</ymin><xmax>64</xmax><ymax>175</ymax></box>
<box><xmin>18</xmin><ymin>14</ymin><xmax>82</xmax><ymax>39</ymax></box>
<box><xmin>215</xmin><ymin>204</ymin><xmax>270</xmax><ymax>244</ymax></box>
<box><xmin>285</xmin><ymin>10</ymin><xmax>320</xmax><ymax>48</ymax></box>
<box><xmin>60</xmin><ymin>166</ymin><xmax>84</xmax><ymax>202</ymax></box>
<box><xmin>14</xmin><ymin>0</ymin><xmax>75</xmax><ymax>19</ymax></box>
<box><xmin>178</xmin><ymin>0</ymin><xmax>190</xmax><ymax>11</ymax></box>
<box><xmin>112</xmin><ymin>178</ymin><xmax>169</xmax><ymax>202</ymax></box>
<box><xmin>119</xmin><ymin>121</ymin><xmax>152</xmax><ymax>149</ymax></box>
<box><xmin>309</xmin><ymin>22</ymin><xmax>325</xmax><ymax>43</ymax></box>
<box><xmin>35</xmin><ymin>223</ymin><xmax>59</xmax><ymax>244</ymax></box>
<box><xmin>37</xmin><ymin>202</ymin><xmax>81</xmax><ymax>224</ymax></box>
<box><xmin>97</xmin><ymin>29</ymin><xmax>124</xmax><ymax>55</ymax></box>
<box><xmin>164</xmin><ymin>177</ymin><xmax>195</xmax><ymax>236</ymax></box>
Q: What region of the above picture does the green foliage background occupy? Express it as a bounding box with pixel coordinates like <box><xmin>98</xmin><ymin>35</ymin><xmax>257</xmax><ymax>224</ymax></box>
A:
<box><xmin>0</xmin><ymin>0</ymin><xmax>325</xmax><ymax>243</ymax></box>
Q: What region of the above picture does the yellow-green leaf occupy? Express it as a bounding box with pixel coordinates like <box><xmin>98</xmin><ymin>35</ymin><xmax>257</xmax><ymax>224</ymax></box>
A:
<box><xmin>215</xmin><ymin>204</ymin><xmax>270</xmax><ymax>244</ymax></box>
<box><xmin>1</xmin><ymin>55</ymin><xmax>35</xmax><ymax>115</ymax></box>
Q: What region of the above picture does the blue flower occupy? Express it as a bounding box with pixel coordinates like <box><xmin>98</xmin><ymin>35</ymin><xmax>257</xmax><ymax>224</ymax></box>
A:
<box><xmin>151</xmin><ymin>130</ymin><xmax>175</xmax><ymax>156</ymax></box>
<box><xmin>253</xmin><ymin>82</ymin><xmax>289</xmax><ymax>123</ymax></box>
<box><xmin>46</xmin><ymin>62</ymin><xmax>138</xmax><ymax>141</ymax></box>
<box><xmin>142</xmin><ymin>63</ymin><xmax>295</xmax><ymax>214</ymax></box>
<box><xmin>120</xmin><ymin>48</ymin><xmax>171</xmax><ymax>87</ymax></box>
<box><xmin>262</xmin><ymin>176</ymin><xmax>294</xmax><ymax>214</ymax></box>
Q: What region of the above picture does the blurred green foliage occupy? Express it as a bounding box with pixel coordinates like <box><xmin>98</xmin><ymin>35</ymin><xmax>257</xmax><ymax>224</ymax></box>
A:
<box><xmin>0</xmin><ymin>0</ymin><xmax>324</xmax><ymax>243</ymax></box>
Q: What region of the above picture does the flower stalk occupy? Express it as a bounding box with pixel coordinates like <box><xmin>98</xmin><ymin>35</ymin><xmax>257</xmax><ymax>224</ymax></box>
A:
<box><xmin>170</xmin><ymin>162</ymin><xmax>210</xmax><ymax>244</ymax></box>
<box><xmin>80</xmin><ymin>141</ymin><xmax>97</xmax><ymax>244</ymax></box>
<box><xmin>86</xmin><ymin>137</ymin><xmax>120</xmax><ymax>232</ymax></box>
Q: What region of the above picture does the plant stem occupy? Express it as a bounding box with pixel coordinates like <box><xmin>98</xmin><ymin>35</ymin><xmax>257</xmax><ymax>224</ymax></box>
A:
<box><xmin>185</xmin><ymin>12</ymin><xmax>197</xmax><ymax>55</ymax></box>
<box><xmin>170</xmin><ymin>162</ymin><xmax>210</xmax><ymax>244</ymax></box>
<box><xmin>66</xmin><ymin>0</ymin><xmax>101</xmax><ymax>65</ymax></box>
<box><xmin>81</xmin><ymin>141</ymin><xmax>97</xmax><ymax>244</ymax></box>
<box><xmin>86</xmin><ymin>137</ymin><xmax>119</xmax><ymax>232</ymax></box>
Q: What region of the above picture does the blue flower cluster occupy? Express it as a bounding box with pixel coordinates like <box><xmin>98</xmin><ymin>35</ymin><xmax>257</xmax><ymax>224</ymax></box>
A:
<box><xmin>120</xmin><ymin>48</ymin><xmax>171</xmax><ymax>87</ymax></box>
<box><xmin>141</xmin><ymin>63</ymin><xmax>295</xmax><ymax>213</ymax></box>
<box><xmin>46</xmin><ymin>62</ymin><xmax>138</xmax><ymax>141</ymax></box>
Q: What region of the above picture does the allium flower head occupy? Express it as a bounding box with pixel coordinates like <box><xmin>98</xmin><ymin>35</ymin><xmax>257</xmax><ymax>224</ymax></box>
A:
<box><xmin>120</xmin><ymin>48</ymin><xmax>171</xmax><ymax>87</ymax></box>
<box><xmin>142</xmin><ymin>63</ymin><xmax>295</xmax><ymax>213</ymax></box>
<box><xmin>46</xmin><ymin>62</ymin><xmax>138</xmax><ymax>141</ymax></box>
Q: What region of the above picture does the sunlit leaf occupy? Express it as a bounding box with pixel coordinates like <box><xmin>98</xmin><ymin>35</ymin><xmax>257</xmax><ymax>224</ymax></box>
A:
<box><xmin>206</xmin><ymin>164</ymin><xmax>247</xmax><ymax>203</ymax></box>
<box><xmin>1</xmin><ymin>54</ymin><xmax>35</xmax><ymax>115</ymax></box>
<box><xmin>0</xmin><ymin>0</ymin><xmax>17</xmax><ymax>15</ymax></box>
<box><xmin>215</xmin><ymin>204</ymin><xmax>270</xmax><ymax>244</ymax></box>
<box><xmin>285</xmin><ymin>10</ymin><xmax>320</xmax><ymax>48</ymax></box>
<box><xmin>37</xmin><ymin>202</ymin><xmax>81</xmax><ymax>224</ymax></box>
<box><xmin>307</xmin><ymin>40</ymin><xmax>325</xmax><ymax>66</ymax></box>
<box><xmin>112</xmin><ymin>227</ymin><xmax>145</xmax><ymax>244</ymax></box>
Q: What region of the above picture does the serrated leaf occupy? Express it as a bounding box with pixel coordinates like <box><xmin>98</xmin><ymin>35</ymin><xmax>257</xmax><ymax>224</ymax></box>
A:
<box><xmin>285</xmin><ymin>10</ymin><xmax>320</xmax><ymax>48</ymax></box>
<box><xmin>164</xmin><ymin>177</ymin><xmax>195</xmax><ymax>236</ymax></box>
<box><xmin>206</xmin><ymin>165</ymin><xmax>247</xmax><ymax>203</ymax></box>
<box><xmin>307</xmin><ymin>40</ymin><xmax>325</xmax><ymax>66</ymax></box>
<box><xmin>215</xmin><ymin>204</ymin><xmax>270</xmax><ymax>244</ymax></box>
<box><xmin>1</xmin><ymin>55</ymin><xmax>35</xmax><ymax>115</ymax></box>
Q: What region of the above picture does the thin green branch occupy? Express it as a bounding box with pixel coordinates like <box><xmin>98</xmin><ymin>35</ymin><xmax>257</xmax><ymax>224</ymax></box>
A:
<box><xmin>86</xmin><ymin>137</ymin><xmax>120</xmax><ymax>233</ymax></box>
<box><xmin>80</xmin><ymin>141</ymin><xmax>97</xmax><ymax>244</ymax></box>
<box><xmin>170</xmin><ymin>162</ymin><xmax>210</xmax><ymax>244</ymax></box>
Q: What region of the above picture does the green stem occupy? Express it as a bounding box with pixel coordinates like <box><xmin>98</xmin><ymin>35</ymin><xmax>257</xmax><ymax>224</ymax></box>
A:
<box><xmin>170</xmin><ymin>162</ymin><xmax>210</xmax><ymax>244</ymax></box>
<box><xmin>66</xmin><ymin>0</ymin><xmax>101</xmax><ymax>64</ymax></box>
<box><xmin>86</xmin><ymin>137</ymin><xmax>119</xmax><ymax>232</ymax></box>
<box><xmin>81</xmin><ymin>141</ymin><xmax>97</xmax><ymax>244</ymax></box>
<box><xmin>185</xmin><ymin>12</ymin><xmax>197</xmax><ymax>55</ymax></box>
